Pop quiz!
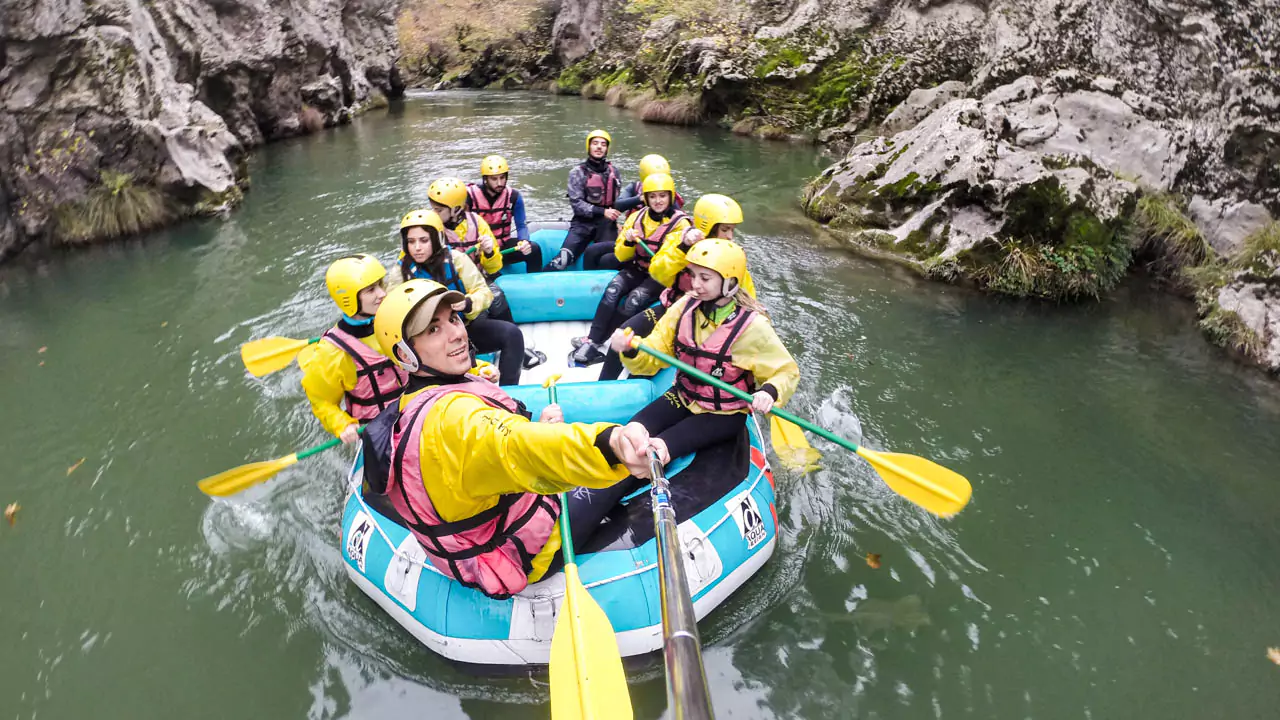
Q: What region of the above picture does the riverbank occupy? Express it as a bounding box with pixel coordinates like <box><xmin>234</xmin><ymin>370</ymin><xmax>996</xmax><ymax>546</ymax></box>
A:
<box><xmin>0</xmin><ymin>0</ymin><xmax>403</xmax><ymax>263</ymax></box>
<box><xmin>5</xmin><ymin>92</ymin><xmax>1280</xmax><ymax>718</ymax></box>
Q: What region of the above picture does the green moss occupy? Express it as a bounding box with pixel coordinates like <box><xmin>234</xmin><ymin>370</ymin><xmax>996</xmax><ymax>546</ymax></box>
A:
<box><xmin>755</xmin><ymin>42</ymin><xmax>807</xmax><ymax>78</ymax></box>
<box><xmin>556</xmin><ymin>62</ymin><xmax>590</xmax><ymax>94</ymax></box>
<box><xmin>947</xmin><ymin>177</ymin><xmax>1134</xmax><ymax>299</ymax></box>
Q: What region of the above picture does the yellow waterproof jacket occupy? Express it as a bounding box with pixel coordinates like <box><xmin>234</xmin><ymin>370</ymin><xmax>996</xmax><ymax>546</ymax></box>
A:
<box><xmin>649</xmin><ymin>238</ymin><xmax>758</xmax><ymax>298</ymax></box>
<box><xmin>298</xmin><ymin>330</ymin><xmax>389</xmax><ymax>437</ymax></box>
<box><xmin>453</xmin><ymin>215</ymin><xmax>503</xmax><ymax>275</ymax></box>
<box><xmin>388</xmin><ymin>249</ymin><xmax>492</xmax><ymax>321</ymax></box>
<box><xmin>398</xmin><ymin>385</ymin><xmax>629</xmax><ymax>582</ymax></box>
<box><xmin>621</xmin><ymin>295</ymin><xmax>799</xmax><ymax>414</ymax></box>
<box><xmin>614</xmin><ymin>209</ymin><xmax>692</xmax><ymax>265</ymax></box>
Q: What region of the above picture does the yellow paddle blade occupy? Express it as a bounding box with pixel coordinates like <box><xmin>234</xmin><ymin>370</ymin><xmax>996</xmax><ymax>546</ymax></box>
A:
<box><xmin>856</xmin><ymin>448</ymin><xmax>972</xmax><ymax>518</ymax></box>
<box><xmin>550</xmin><ymin>565</ymin><xmax>632</xmax><ymax>720</ymax></box>
<box><xmin>197</xmin><ymin>453</ymin><xmax>299</xmax><ymax>497</ymax></box>
<box><xmin>241</xmin><ymin>337</ymin><xmax>312</xmax><ymax>377</ymax></box>
<box><xmin>769</xmin><ymin>415</ymin><xmax>822</xmax><ymax>472</ymax></box>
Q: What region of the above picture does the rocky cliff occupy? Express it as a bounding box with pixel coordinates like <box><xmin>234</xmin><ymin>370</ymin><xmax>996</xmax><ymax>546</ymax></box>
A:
<box><xmin>542</xmin><ymin>0</ymin><xmax>1279</xmax><ymax>373</ymax></box>
<box><xmin>0</xmin><ymin>0</ymin><xmax>402</xmax><ymax>262</ymax></box>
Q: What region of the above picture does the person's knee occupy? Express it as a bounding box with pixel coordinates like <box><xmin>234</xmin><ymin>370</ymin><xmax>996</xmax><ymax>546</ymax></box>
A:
<box><xmin>601</xmin><ymin>278</ymin><xmax>626</xmax><ymax>305</ymax></box>
<box><xmin>621</xmin><ymin>290</ymin><xmax>655</xmax><ymax>316</ymax></box>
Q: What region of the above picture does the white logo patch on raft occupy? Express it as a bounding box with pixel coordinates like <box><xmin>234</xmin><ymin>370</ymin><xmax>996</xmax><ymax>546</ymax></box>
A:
<box><xmin>725</xmin><ymin>492</ymin><xmax>767</xmax><ymax>550</ymax></box>
<box><xmin>346</xmin><ymin>511</ymin><xmax>374</xmax><ymax>573</ymax></box>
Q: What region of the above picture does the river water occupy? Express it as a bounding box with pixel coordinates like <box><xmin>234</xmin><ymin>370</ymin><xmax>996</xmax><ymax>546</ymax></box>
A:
<box><xmin>3</xmin><ymin>91</ymin><xmax>1279</xmax><ymax>719</ymax></box>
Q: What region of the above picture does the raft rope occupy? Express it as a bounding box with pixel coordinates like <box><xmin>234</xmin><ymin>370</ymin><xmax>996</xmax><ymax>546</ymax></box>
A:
<box><xmin>345</xmin><ymin>415</ymin><xmax>771</xmax><ymax>597</ymax></box>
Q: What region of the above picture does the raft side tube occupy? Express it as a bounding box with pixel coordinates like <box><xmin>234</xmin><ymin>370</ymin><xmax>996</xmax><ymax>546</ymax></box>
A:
<box><xmin>494</xmin><ymin>270</ymin><xmax>615</xmax><ymax>323</ymax></box>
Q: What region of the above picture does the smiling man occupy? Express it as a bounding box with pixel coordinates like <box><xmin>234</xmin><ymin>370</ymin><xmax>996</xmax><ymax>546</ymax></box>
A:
<box><xmin>368</xmin><ymin>278</ymin><xmax>666</xmax><ymax>598</ymax></box>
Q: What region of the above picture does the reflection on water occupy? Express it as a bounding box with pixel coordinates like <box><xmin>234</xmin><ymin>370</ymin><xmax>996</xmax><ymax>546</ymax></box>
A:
<box><xmin>2</xmin><ymin>91</ymin><xmax>1280</xmax><ymax>719</ymax></box>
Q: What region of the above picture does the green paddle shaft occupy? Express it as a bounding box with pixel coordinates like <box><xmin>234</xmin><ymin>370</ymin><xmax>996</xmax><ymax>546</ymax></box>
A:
<box><xmin>634</xmin><ymin>342</ymin><xmax>859</xmax><ymax>455</ymax></box>
<box><xmin>295</xmin><ymin>424</ymin><xmax>365</xmax><ymax>461</ymax></box>
<box><xmin>548</xmin><ymin>382</ymin><xmax>576</xmax><ymax>566</ymax></box>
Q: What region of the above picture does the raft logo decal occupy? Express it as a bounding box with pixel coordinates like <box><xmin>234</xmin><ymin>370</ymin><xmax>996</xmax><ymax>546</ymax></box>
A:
<box><xmin>726</xmin><ymin>493</ymin><xmax>767</xmax><ymax>550</ymax></box>
<box><xmin>346</xmin><ymin>512</ymin><xmax>374</xmax><ymax>573</ymax></box>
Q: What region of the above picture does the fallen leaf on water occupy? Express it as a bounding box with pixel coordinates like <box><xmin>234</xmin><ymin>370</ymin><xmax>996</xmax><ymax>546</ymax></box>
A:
<box><xmin>160</xmin><ymin>321</ymin><xmax>168</xmax><ymax>327</ymax></box>
<box><xmin>38</xmin><ymin>361</ymin><xmax>45</xmax><ymax>367</ymax></box>
<box><xmin>1267</xmin><ymin>647</ymin><xmax>1280</xmax><ymax>666</ymax></box>
<box><xmin>66</xmin><ymin>458</ymin><xmax>85</xmax><ymax>476</ymax></box>
<box><xmin>866</xmin><ymin>553</ymin><xmax>882</xmax><ymax>569</ymax></box>
<box><xmin>37</xmin><ymin>346</ymin><xmax>47</xmax><ymax>354</ymax></box>
<box><xmin>4</xmin><ymin>503</ymin><xmax>18</xmax><ymax>526</ymax></box>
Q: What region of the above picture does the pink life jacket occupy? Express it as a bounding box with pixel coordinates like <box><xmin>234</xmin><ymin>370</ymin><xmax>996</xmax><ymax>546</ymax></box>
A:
<box><xmin>385</xmin><ymin>380</ymin><xmax>561</xmax><ymax>599</ymax></box>
<box><xmin>660</xmin><ymin>270</ymin><xmax>693</xmax><ymax>308</ymax></box>
<box><xmin>321</xmin><ymin>326</ymin><xmax>408</xmax><ymax>422</ymax></box>
<box><xmin>442</xmin><ymin>212</ymin><xmax>483</xmax><ymax>262</ymax></box>
<box><xmin>673</xmin><ymin>300</ymin><xmax>757</xmax><ymax>412</ymax></box>
<box><xmin>625</xmin><ymin>210</ymin><xmax>689</xmax><ymax>271</ymax></box>
<box><xmin>467</xmin><ymin>184</ymin><xmax>515</xmax><ymax>248</ymax></box>
<box><xmin>581</xmin><ymin>161</ymin><xmax>619</xmax><ymax>208</ymax></box>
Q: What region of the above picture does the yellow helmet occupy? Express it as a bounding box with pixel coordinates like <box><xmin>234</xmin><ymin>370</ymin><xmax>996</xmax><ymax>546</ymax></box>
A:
<box><xmin>685</xmin><ymin>239</ymin><xmax>747</xmax><ymax>297</ymax></box>
<box><xmin>399</xmin><ymin>208</ymin><xmax>444</xmax><ymax>234</ymax></box>
<box><xmin>480</xmin><ymin>155</ymin><xmax>509</xmax><ymax>176</ymax></box>
<box><xmin>638</xmin><ymin>154</ymin><xmax>670</xmax><ymax>181</ymax></box>
<box><xmin>585</xmin><ymin>129</ymin><xmax>612</xmax><ymax>154</ymax></box>
<box><xmin>427</xmin><ymin>177</ymin><xmax>469</xmax><ymax>211</ymax></box>
<box><xmin>692</xmin><ymin>194</ymin><xmax>744</xmax><ymax>236</ymax></box>
<box><xmin>326</xmin><ymin>254</ymin><xmax>387</xmax><ymax>316</ymax></box>
<box><xmin>641</xmin><ymin>172</ymin><xmax>676</xmax><ymax>195</ymax></box>
<box><xmin>374</xmin><ymin>279</ymin><xmax>465</xmax><ymax>372</ymax></box>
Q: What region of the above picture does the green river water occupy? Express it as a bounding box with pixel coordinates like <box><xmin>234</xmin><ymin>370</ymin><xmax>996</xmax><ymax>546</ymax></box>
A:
<box><xmin>3</xmin><ymin>91</ymin><xmax>1279</xmax><ymax>719</ymax></box>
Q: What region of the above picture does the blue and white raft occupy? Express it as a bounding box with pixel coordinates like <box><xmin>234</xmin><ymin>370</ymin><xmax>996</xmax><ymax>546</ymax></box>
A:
<box><xmin>338</xmin><ymin>224</ymin><xmax>779</xmax><ymax>666</ymax></box>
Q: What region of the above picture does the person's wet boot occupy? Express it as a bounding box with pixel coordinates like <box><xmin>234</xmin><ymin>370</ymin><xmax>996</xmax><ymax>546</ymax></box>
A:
<box><xmin>568</xmin><ymin>341</ymin><xmax>607</xmax><ymax>367</ymax></box>
<box><xmin>523</xmin><ymin>348</ymin><xmax>547</xmax><ymax>369</ymax></box>
<box><xmin>543</xmin><ymin>248</ymin><xmax>575</xmax><ymax>272</ymax></box>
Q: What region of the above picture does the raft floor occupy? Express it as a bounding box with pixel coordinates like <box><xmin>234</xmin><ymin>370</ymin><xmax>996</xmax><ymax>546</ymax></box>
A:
<box><xmin>516</xmin><ymin>320</ymin><xmax>602</xmax><ymax>386</ymax></box>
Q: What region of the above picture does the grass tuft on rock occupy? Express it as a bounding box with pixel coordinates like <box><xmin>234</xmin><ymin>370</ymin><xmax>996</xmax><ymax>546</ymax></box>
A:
<box><xmin>1199</xmin><ymin>305</ymin><xmax>1265</xmax><ymax>360</ymax></box>
<box><xmin>299</xmin><ymin>105</ymin><xmax>326</xmax><ymax>133</ymax></box>
<box><xmin>54</xmin><ymin>171</ymin><xmax>172</xmax><ymax>245</ymax></box>
<box><xmin>1229</xmin><ymin>222</ymin><xmax>1280</xmax><ymax>274</ymax></box>
<box><xmin>1130</xmin><ymin>192</ymin><xmax>1214</xmax><ymax>274</ymax></box>
<box><xmin>639</xmin><ymin>94</ymin><xmax>703</xmax><ymax>125</ymax></box>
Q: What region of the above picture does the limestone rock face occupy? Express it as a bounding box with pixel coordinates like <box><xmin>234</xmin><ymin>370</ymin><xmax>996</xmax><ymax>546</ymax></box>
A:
<box><xmin>0</xmin><ymin>0</ymin><xmax>401</xmax><ymax>262</ymax></box>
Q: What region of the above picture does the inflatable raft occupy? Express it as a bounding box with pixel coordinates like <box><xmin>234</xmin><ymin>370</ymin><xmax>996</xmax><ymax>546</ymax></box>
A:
<box><xmin>338</xmin><ymin>224</ymin><xmax>779</xmax><ymax>666</ymax></box>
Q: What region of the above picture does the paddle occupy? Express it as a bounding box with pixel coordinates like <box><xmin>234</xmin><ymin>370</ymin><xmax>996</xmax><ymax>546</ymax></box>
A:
<box><xmin>648</xmin><ymin>450</ymin><xmax>715</xmax><ymax>719</ymax></box>
<box><xmin>770</xmin><ymin>415</ymin><xmax>822</xmax><ymax>473</ymax></box>
<box><xmin>197</xmin><ymin>429</ymin><xmax>356</xmax><ymax>497</ymax></box>
<box><xmin>546</xmin><ymin>375</ymin><xmax>633</xmax><ymax>720</ymax></box>
<box><xmin>241</xmin><ymin>336</ymin><xmax>321</xmax><ymax>377</ymax></box>
<box><xmin>630</xmin><ymin>339</ymin><xmax>972</xmax><ymax>517</ymax></box>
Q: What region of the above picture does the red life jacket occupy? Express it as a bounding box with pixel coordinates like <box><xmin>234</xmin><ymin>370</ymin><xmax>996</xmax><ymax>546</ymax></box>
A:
<box><xmin>467</xmin><ymin>184</ymin><xmax>515</xmax><ymax>248</ymax></box>
<box><xmin>385</xmin><ymin>380</ymin><xmax>561</xmax><ymax>599</ymax></box>
<box><xmin>442</xmin><ymin>212</ymin><xmax>482</xmax><ymax>261</ymax></box>
<box><xmin>321</xmin><ymin>326</ymin><xmax>408</xmax><ymax>421</ymax></box>
<box><xmin>581</xmin><ymin>161</ymin><xmax>619</xmax><ymax>208</ymax></box>
<box><xmin>625</xmin><ymin>210</ymin><xmax>689</xmax><ymax>271</ymax></box>
<box><xmin>673</xmin><ymin>300</ymin><xmax>757</xmax><ymax>412</ymax></box>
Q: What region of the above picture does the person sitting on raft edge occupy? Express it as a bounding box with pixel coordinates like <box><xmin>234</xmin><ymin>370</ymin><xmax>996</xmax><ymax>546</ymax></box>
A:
<box><xmin>298</xmin><ymin>254</ymin><xmax>407</xmax><ymax>444</ymax></box>
<box><xmin>545</xmin><ymin>129</ymin><xmax>623</xmax><ymax>272</ymax></box>
<box><xmin>615</xmin><ymin>154</ymin><xmax>686</xmax><ymax>214</ymax></box>
<box><xmin>362</xmin><ymin>278</ymin><xmax>668</xmax><ymax>599</ymax></box>
<box><xmin>570</xmin><ymin>171</ymin><xmax>692</xmax><ymax>367</ymax></box>
<box><xmin>466</xmin><ymin>155</ymin><xmax>542</xmax><ymax>273</ymax></box>
<box><xmin>596</xmin><ymin>193</ymin><xmax>757</xmax><ymax>381</ymax></box>
<box><xmin>609</xmin><ymin>239</ymin><xmax>798</xmax><ymax>462</ymax></box>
